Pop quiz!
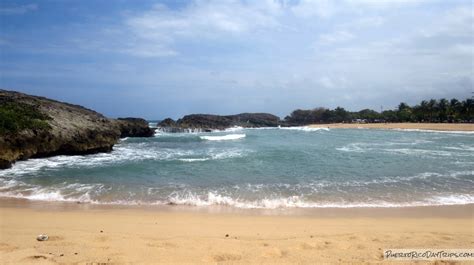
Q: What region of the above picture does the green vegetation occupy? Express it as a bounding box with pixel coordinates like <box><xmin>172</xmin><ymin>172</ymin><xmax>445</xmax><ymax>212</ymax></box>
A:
<box><xmin>0</xmin><ymin>101</ymin><xmax>51</xmax><ymax>134</ymax></box>
<box><xmin>285</xmin><ymin>98</ymin><xmax>474</xmax><ymax>125</ymax></box>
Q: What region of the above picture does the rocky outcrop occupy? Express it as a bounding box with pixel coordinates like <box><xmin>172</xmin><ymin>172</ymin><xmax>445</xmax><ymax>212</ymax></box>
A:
<box><xmin>0</xmin><ymin>90</ymin><xmax>153</xmax><ymax>169</ymax></box>
<box><xmin>177</xmin><ymin>114</ymin><xmax>233</xmax><ymax>131</ymax></box>
<box><xmin>157</xmin><ymin>118</ymin><xmax>177</xmax><ymax>128</ymax></box>
<box><xmin>114</xmin><ymin>118</ymin><xmax>155</xmax><ymax>137</ymax></box>
<box><xmin>229</xmin><ymin>113</ymin><xmax>280</xmax><ymax>127</ymax></box>
<box><xmin>158</xmin><ymin>113</ymin><xmax>281</xmax><ymax>131</ymax></box>
<box><xmin>157</xmin><ymin>118</ymin><xmax>186</xmax><ymax>132</ymax></box>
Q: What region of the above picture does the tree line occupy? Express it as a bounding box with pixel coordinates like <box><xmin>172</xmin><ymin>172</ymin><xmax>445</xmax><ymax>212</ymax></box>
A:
<box><xmin>284</xmin><ymin>98</ymin><xmax>474</xmax><ymax>125</ymax></box>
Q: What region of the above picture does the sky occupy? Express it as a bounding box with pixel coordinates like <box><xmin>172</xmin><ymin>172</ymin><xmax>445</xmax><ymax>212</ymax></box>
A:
<box><xmin>0</xmin><ymin>0</ymin><xmax>472</xmax><ymax>119</ymax></box>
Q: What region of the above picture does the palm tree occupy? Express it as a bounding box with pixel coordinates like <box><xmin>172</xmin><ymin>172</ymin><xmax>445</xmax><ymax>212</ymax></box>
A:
<box><xmin>438</xmin><ymin>98</ymin><xmax>448</xmax><ymax>122</ymax></box>
<box><xmin>449</xmin><ymin>99</ymin><xmax>459</xmax><ymax>120</ymax></box>
<box><xmin>427</xmin><ymin>99</ymin><xmax>438</xmax><ymax>122</ymax></box>
<box><xmin>461</xmin><ymin>99</ymin><xmax>474</xmax><ymax>121</ymax></box>
<box><xmin>419</xmin><ymin>100</ymin><xmax>428</xmax><ymax>122</ymax></box>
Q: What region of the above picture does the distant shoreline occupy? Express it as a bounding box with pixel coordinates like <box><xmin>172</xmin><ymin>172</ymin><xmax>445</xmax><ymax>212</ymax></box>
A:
<box><xmin>309</xmin><ymin>122</ymin><xmax>474</xmax><ymax>131</ymax></box>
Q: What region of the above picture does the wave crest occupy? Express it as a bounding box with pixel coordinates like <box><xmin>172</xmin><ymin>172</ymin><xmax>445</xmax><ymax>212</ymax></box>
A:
<box><xmin>279</xmin><ymin>126</ymin><xmax>329</xmax><ymax>132</ymax></box>
<box><xmin>200</xmin><ymin>134</ymin><xmax>246</xmax><ymax>141</ymax></box>
<box><xmin>166</xmin><ymin>192</ymin><xmax>474</xmax><ymax>209</ymax></box>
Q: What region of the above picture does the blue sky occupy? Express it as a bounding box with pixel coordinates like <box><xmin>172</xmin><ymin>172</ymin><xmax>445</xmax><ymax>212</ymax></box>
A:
<box><xmin>0</xmin><ymin>0</ymin><xmax>472</xmax><ymax>119</ymax></box>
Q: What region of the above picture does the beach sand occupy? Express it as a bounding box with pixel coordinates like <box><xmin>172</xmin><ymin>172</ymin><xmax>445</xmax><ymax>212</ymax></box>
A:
<box><xmin>0</xmin><ymin>200</ymin><xmax>472</xmax><ymax>264</ymax></box>
<box><xmin>309</xmin><ymin>123</ymin><xmax>474</xmax><ymax>131</ymax></box>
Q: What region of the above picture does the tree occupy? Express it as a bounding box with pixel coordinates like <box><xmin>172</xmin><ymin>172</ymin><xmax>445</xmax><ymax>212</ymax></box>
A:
<box><xmin>381</xmin><ymin>110</ymin><xmax>398</xmax><ymax>122</ymax></box>
<box><xmin>355</xmin><ymin>109</ymin><xmax>381</xmax><ymax>121</ymax></box>
<box><xmin>437</xmin><ymin>98</ymin><xmax>449</xmax><ymax>122</ymax></box>
<box><xmin>450</xmin><ymin>98</ymin><xmax>461</xmax><ymax>121</ymax></box>
<box><xmin>397</xmin><ymin>102</ymin><xmax>413</xmax><ymax>122</ymax></box>
<box><xmin>427</xmin><ymin>99</ymin><xmax>438</xmax><ymax>122</ymax></box>
<box><xmin>283</xmin><ymin>96</ymin><xmax>471</xmax><ymax>125</ymax></box>
<box><xmin>460</xmin><ymin>99</ymin><xmax>474</xmax><ymax>121</ymax></box>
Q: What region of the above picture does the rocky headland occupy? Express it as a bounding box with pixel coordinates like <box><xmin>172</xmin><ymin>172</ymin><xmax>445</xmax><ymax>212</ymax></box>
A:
<box><xmin>158</xmin><ymin>113</ymin><xmax>281</xmax><ymax>132</ymax></box>
<box><xmin>0</xmin><ymin>90</ymin><xmax>154</xmax><ymax>169</ymax></box>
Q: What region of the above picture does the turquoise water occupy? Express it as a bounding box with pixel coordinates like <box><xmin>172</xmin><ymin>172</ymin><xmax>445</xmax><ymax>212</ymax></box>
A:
<box><xmin>0</xmin><ymin>127</ymin><xmax>473</xmax><ymax>208</ymax></box>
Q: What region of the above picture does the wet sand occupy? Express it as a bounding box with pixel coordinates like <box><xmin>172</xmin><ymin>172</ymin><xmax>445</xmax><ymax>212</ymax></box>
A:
<box><xmin>0</xmin><ymin>199</ymin><xmax>472</xmax><ymax>264</ymax></box>
<box><xmin>309</xmin><ymin>123</ymin><xmax>474</xmax><ymax>131</ymax></box>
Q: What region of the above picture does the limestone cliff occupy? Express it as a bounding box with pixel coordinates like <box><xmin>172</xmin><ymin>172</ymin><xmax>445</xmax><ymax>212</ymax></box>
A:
<box><xmin>0</xmin><ymin>90</ymin><xmax>154</xmax><ymax>169</ymax></box>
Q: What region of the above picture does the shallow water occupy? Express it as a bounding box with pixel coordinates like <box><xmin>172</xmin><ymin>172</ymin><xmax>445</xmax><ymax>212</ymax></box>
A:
<box><xmin>0</xmin><ymin>127</ymin><xmax>473</xmax><ymax>209</ymax></box>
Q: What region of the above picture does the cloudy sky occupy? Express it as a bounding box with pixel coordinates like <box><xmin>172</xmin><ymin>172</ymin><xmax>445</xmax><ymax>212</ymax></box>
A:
<box><xmin>0</xmin><ymin>0</ymin><xmax>472</xmax><ymax>119</ymax></box>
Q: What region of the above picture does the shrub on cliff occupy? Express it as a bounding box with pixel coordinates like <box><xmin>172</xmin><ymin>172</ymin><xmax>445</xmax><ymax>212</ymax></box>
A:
<box><xmin>0</xmin><ymin>101</ymin><xmax>51</xmax><ymax>134</ymax></box>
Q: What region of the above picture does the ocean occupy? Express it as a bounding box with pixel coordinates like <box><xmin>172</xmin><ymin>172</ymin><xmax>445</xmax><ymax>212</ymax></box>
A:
<box><xmin>0</xmin><ymin>126</ymin><xmax>473</xmax><ymax>209</ymax></box>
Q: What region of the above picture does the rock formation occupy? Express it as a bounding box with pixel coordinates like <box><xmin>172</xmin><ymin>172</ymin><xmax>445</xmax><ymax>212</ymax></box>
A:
<box><xmin>0</xmin><ymin>90</ymin><xmax>153</xmax><ymax>169</ymax></box>
<box><xmin>114</xmin><ymin>118</ymin><xmax>155</xmax><ymax>137</ymax></box>
<box><xmin>158</xmin><ymin>113</ymin><xmax>281</xmax><ymax>132</ymax></box>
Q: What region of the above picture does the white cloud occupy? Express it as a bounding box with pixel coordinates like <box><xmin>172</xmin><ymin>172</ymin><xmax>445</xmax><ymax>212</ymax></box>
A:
<box><xmin>0</xmin><ymin>4</ymin><xmax>37</xmax><ymax>15</ymax></box>
<box><xmin>291</xmin><ymin>0</ymin><xmax>336</xmax><ymax>18</ymax></box>
<box><xmin>319</xmin><ymin>76</ymin><xmax>335</xmax><ymax>88</ymax></box>
<box><xmin>448</xmin><ymin>44</ymin><xmax>474</xmax><ymax>56</ymax></box>
<box><xmin>291</xmin><ymin>0</ymin><xmax>423</xmax><ymax>19</ymax></box>
<box><xmin>127</xmin><ymin>2</ymin><xmax>283</xmax><ymax>36</ymax></box>
<box><xmin>349</xmin><ymin>16</ymin><xmax>385</xmax><ymax>28</ymax></box>
<box><xmin>120</xmin><ymin>44</ymin><xmax>178</xmax><ymax>58</ymax></box>
<box><xmin>121</xmin><ymin>1</ymin><xmax>285</xmax><ymax>57</ymax></box>
<box><xmin>418</xmin><ymin>6</ymin><xmax>473</xmax><ymax>38</ymax></box>
<box><xmin>317</xmin><ymin>75</ymin><xmax>349</xmax><ymax>90</ymax></box>
<box><xmin>345</xmin><ymin>0</ymin><xmax>425</xmax><ymax>9</ymax></box>
<box><xmin>317</xmin><ymin>30</ymin><xmax>355</xmax><ymax>44</ymax></box>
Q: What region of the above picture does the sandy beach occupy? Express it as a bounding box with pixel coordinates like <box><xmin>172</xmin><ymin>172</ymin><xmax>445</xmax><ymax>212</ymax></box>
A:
<box><xmin>309</xmin><ymin>123</ymin><xmax>474</xmax><ymax>131</ymax></box>
<box><xmin>0</xmin><ymin>200</ymin><xmax>472</xmax><ymax>264</ymax></box>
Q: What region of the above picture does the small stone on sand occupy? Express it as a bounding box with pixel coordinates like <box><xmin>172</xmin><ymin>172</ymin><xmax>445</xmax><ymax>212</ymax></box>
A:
<box><xmin>36</xmin><ymin>234</ymin><xmax>49</xmax><ymax>241</ymax></box>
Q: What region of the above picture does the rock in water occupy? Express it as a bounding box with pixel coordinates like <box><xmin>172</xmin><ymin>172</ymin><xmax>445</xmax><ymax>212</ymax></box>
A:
<box><xmin>229</xmin><ymin>113</ymin><xmax>280</xmax><ymax>127</ymax></box>
<box><xmin>159</xmin><ymin>113</ymin><xmax>281</xmax><ymax>132</ymax></box>
<box><xmin>157</xmin><ymin>118</ymin><xmax>177</xmax><ymax>128</ymax></box>
<box><xmin>177</xmin><ymin>114</ymin><xmax>234</xmax><ymax>131</ymax></box>
<box><xmin>115</xmin><ymin>117</ymin><xmax>155</xmax><ymax>137</ymax></box>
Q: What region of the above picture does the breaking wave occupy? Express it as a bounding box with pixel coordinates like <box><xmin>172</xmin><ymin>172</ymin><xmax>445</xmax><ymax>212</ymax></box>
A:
<box><xmin>391</xmin><ymin>128</ymin><xmax>474</xmax><ymax>134</ymax></box>
<box><xmin>336</xmin><ymin>142</ymin><xmax>474</xmax><ymax>157</ymax></box>
<box><xmin>279</xmin><ymin>126</ymin><xmax>330</xmax><ymax>132</ymax></box>
<box><xmin>200</xmin><ymin>134</ymin><xmax>246</xmax><ymax>141</ymax></box>
<box><xmin>2</xmin><ymin>187</ymin><xmax>473</xmax><ymax>209</ymax></box>
<box><xmin>0</xmin><ymin>145</ymin><xmax>249</xmax><ymax>177</ymax></box>
<box><xmin>1</xmin><ymin>170</ymin><xmax>472</xmax><ymax>208</ymax></box>
<box><xmin>165</xmin><ymin>192</ymin><xmax>474</xmax><ymax>209</ymax></box>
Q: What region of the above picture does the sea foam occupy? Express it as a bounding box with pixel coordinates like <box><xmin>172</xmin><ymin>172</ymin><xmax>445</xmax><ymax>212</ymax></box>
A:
<box><xmin>391</xmin><ymin>128</ymin><xmax>474</xmax><ymax>134</ymax></box>
<box><xmin>165</xmin><ymin>191</ymin><xmax>474</xmax><ymax>209</ymax></box>
<box><xmin>200</xmin><ymin>134</ymin><xmax>246</xmax><ymax>141</ymax></box>
<box><xmin>279</xmin><ymin>126</ymin><xmax>329</xmax><ymax>132</ymax></box>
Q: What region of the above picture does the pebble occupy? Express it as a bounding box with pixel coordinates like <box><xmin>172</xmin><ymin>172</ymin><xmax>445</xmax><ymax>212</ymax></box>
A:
<box><xmin>36</xmin><ymin>234</ymin><xmax>49</xmax><ymax>241</ymax></box>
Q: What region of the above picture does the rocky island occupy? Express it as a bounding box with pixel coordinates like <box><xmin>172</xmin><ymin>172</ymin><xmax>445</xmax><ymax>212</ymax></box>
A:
<box><xmin>158</xmin><ymin>113</ymin><xmax>281</xmax><ymax>132</ymax></box>
<box><xmin>0</xmin><ymin>90</ymin><xmax>155</xmax><ymax>169</ymax></box>
<box><xmin>115</xmin><ymin>117</ymin><xmax>155</xmax><ymax>137</ymax></box>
